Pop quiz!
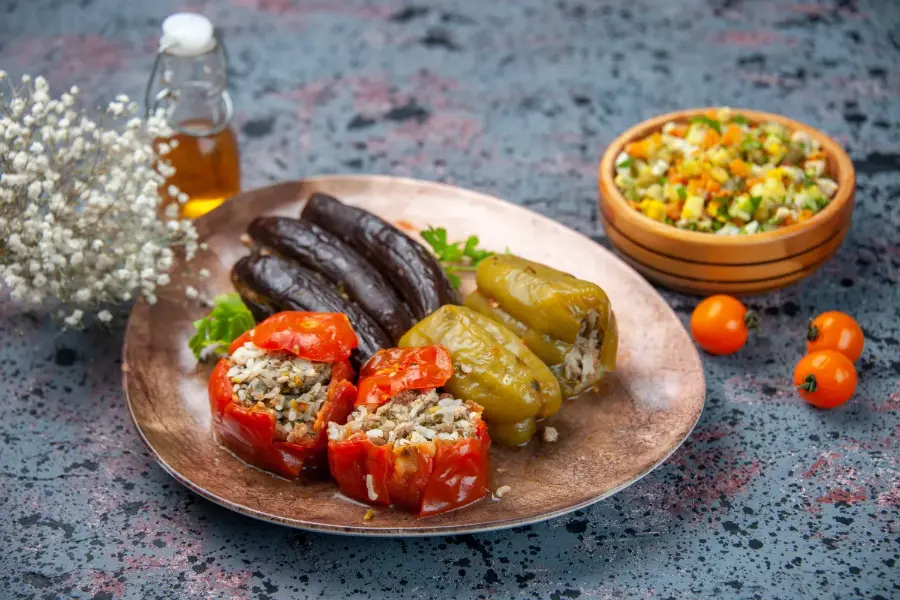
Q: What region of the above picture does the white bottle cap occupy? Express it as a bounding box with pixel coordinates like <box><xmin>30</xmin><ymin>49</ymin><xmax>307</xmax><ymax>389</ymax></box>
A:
<box><xmin>160</xmin><ymin>13</ymin><xmax>216</xmax><ymax>56</ymax></box>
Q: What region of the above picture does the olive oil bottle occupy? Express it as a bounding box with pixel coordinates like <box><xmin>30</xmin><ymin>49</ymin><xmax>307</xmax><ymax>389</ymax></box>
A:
<box><xmin>147</xmin><ymin>13</ymin><xmax>240</xmax><ymax>219</ymax></box>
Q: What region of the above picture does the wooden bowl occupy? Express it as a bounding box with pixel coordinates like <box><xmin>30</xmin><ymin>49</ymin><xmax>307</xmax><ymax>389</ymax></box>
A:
<box><xmin>598</xmin><ymin>108</ymin><xmax>855</xmax><ymax>296</ymax></box>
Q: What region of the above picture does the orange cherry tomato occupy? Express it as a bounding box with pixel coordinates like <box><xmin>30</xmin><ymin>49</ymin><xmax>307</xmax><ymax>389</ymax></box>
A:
<box><xmin>807</xmin><ymin>311</ymin><xmax>864</xmax><ymax>362</ymax></box>
<box><xmin>793</xmin><ymin>350</ymin><xmax>857</xmax><ymax>409</ymax></box>
<box><xmin>690</xmin><ymin>295</ymin><xmax>758</xmax><ymax>355</ymax></box>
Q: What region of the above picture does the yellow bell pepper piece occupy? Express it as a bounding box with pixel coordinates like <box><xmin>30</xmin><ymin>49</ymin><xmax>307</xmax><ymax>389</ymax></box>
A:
<box><xmin>709</xmin><ymin>148</ymin><xmax>731</xmax><ymax>167</ymax></box>
<box><xmin>709</xmin><ymin>166</ymin><xmax>730</xmax><ymax>183</ymax></box>
<box><xmin>639</xmin><ymin>199</ymin><xmax>667</xmax><ymax>222</ymax></box>
<box><xmin>681</xmin><ymin>195</ymin><xmax>705</xmax><ymax>220</ymax></box>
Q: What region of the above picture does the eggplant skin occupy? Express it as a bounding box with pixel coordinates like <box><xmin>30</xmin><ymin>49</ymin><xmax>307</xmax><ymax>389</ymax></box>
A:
<box><xmin>231</xmin><ymin>270</ymin><xmax>277</xmax><ymax>323</ymax></box>
<box><xmin>247</xmin><ymin>217</ymin><xmax>415</xmax><ymax>341</ymax></box>
<box><xmin>301</xmin><ymin>192</ymin><xmax>457</xmax><ymax>320</ymax></box>
<box><xmin>232</xmin><ymin>253</ymin><xmax>391</xmax><ymax>361</ymax></box>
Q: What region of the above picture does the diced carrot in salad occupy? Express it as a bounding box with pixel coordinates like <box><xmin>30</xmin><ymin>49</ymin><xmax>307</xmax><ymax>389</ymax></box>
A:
<box><xmin>613</xmin><ymin>107</ymin><xmax>840</xmax><ymax>234</ymax></box>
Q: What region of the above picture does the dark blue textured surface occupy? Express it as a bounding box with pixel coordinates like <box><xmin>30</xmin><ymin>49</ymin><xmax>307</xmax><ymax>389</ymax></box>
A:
<box><xmin>1</xmin><ymin>1</ymin><xmax>899</xmax><ymax>598</ymax></box>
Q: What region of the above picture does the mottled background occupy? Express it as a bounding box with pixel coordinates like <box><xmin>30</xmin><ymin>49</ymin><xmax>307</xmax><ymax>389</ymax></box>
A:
<box><xmin>1</xmin><ymin>0</ymin><xmax>898</xmax><ymax>598</ymax></box>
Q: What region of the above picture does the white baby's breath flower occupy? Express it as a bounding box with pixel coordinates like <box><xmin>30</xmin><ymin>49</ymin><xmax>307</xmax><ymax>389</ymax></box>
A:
<box><xmin>27</xmin><ymin>181</ymin><xmax>42</xmax><ymax>200</ymax></box>
<box><xmin>0</xmin><ymin>73</ymin><xmax>199</xmax><ymax>327</ymax></box>
<box><xmin>64</xmin><ymin>309</ymin><xmax>84</xmax><ymax>327</ymax></box>
<box><xmin>185</xmin><ymin>285</ymin><xmax>199</xmax><ymax>299</ymax></box>
<box><xmin>198</xmin><ymin>268</ymin><xmax>210</xmax><ymax>278</ymax></box>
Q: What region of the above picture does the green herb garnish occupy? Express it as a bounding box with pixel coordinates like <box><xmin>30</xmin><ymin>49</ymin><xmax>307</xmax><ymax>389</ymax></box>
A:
<box><xmin>617</xmin><ymin>157</ymin><xmax>634</xmax><ymax>170</ymax></box>
<box><xmin>732</xmin><ymin>114</ymin><xmax>749</xmax><ymax>125</ymax></box>
<box><xmin>188</xmin><ymin>292</ymin><xmax>255</xmax><ymax>361</ymax></box>
<box><xmin>676</xmin><ymin>185</ymin><xmax>687</xmax><ymax>201</ymax></box>
<box><xmin>421</xmin><ymin>226</ymin><xmax>495</xmax><ymax>289</ymax></box>
<box><xmin>740</xmin><ymin>137</ymin><xmax>763</xmax><ymax>153</ymax></box>
<box><xmin>690</xmin><ymin>116</ymin><xmax>722</xmax><ymax>134</ymax></box>
<box><xmin>749</xmin><ymin>196</ymin><xmax>763</xmax><ymax>213</ymax></box>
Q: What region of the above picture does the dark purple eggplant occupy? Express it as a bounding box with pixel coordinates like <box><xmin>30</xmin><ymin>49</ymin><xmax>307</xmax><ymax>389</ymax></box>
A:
<box><xmin>231</xmin><ymin>270</ymin><xmax>277</xmax><ymax>322</ymax></box>
<box><xmin>300</xmin><ymin>192</ymin><xmax>457</xmax><ymax>320</ymax></box>
<box><xmin>232</xmin><ymin>253</ymin><xmax>391</xmax><ymax>361</ymax></box>
<box><xmin>246</xmin><ymin>217</ymin><xmax>415</xmax><ymax>341</ymax></box>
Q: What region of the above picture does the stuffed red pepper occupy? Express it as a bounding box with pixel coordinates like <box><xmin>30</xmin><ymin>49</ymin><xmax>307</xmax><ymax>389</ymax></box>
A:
<box><xmin>327</xmin><ymin>346</ymin><xmax>491</xmax><ymax>517</ymax></box>
<box><xmin>208</xmin><ymin>311</ymin><xmax>358</xmax><ymax>478</ymax></box>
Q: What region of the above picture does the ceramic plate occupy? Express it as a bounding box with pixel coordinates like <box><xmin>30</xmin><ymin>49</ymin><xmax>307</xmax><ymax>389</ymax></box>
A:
<box><xmin>122</xmin><ymin>176</ymin><xmax>705</xmax><ymax>536</ymax></box>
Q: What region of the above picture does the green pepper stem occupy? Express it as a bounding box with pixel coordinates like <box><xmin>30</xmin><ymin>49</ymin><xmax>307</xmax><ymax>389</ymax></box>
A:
<box><xmin>797</xmin><ymin>374</ymin><xmax>817</xmax><ymax>393</ymax></box>
<box><xmin>744</xmin><ymin>310</ymin><xmax>760</xmax><ymax>333</ymax></box>
<box><xmin>807</xmin><ymin>318</ymin><xmax>819</xmax><ymax>342</ymax></box>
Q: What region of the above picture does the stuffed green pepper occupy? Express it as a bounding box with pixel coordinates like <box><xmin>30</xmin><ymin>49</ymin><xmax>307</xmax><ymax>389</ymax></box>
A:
<box><xmin>465</xmin><ymin>255</ymin><xmax>618</xmax><ymax>397</ymax></box>
<box><xmin>398</xmin><ymin>305</ymin><xmax>561</xmax><ymax>446</ymax></box>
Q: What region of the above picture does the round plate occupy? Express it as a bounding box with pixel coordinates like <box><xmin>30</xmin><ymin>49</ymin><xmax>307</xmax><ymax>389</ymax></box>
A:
<box><xmin>123</xmin><ymin>175</ymin><xmax>705</xmax><ymax>536</ymax></box>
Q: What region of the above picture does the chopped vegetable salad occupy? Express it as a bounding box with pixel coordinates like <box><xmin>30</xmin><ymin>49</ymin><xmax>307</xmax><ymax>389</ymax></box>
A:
<box><xmin>613</xmin><ymin>108</ymin><xmax>839</xmax><ymax>234</ymax></box>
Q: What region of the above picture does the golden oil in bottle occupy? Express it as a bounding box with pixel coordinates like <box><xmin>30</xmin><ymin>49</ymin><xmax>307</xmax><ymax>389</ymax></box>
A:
<box><xmin>157</xmin><ymin>120</ymin><xmax>240</xmax><ymax>219</ymax></box>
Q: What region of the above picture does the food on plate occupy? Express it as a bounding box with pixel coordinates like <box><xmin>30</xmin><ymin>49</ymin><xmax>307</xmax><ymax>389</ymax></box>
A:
<box><xmin>247</xmin><ymin>217</ymin><xmax>415</xmax><ymax>340</ymax></box>
<box><xmin>232</xmin><ymin>253</ymin><xmax>391</xmax><ymax>361</ymax></box>
<box><xmin>356</xmin><ymin>346</ymin><xmax>453</xmax><ymax>409</ymax></box>
<box><xmin>807</xmin><ymin>311</ymin><xmax>864</xmax><ymax>362</ymax></box>
<box><xmin>399</xmin><ymin>305</ymin><xmax>562</xmax><ymax>446</ymax></box>
<box><xmin>188</xmin><ymin>292</ymin><xmax>256</xmax><ymax>360</ymax></box>
<box><xmin>327</xmin><ymin>348</ymin><xmax>490</xmax><ymax>516</ymax></box>
<box><xmin>208</xmin><ymin>312</ymin><xmax>358</xmax><ymax>478</ymax></box>
<box><xmin>301</xmin><ymin>192</ymin><xmax>457</xmax><ymax>319</ymax></box>
<box><xmin>420</xmin><ymin>226</ymin><xmax>495</xmax><ymax>289</ymax></box>
<box><xmin>467</xmin><ymin>255</ymin><xmax>618</xmax><ymax>397</ymax></box>
<box><xmin>614</xmin><ymin>107</ymin><xmax>840</xmax><ymax>234</ymax></box>
<box><xmin>690</xmin><ymin>294</ymin><xmax>758</xmax><ymax>355</ymax></box>
<box><xmin>794</xmin><ymin>349</ymin><xmax>857</xmax><ymax>409</ymax></box>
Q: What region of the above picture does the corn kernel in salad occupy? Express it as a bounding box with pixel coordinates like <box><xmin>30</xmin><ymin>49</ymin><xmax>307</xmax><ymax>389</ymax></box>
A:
<box><xmin>614</xmin><ymin>108</ymin><xmax>839</xmax><ymax>235</ymax></box>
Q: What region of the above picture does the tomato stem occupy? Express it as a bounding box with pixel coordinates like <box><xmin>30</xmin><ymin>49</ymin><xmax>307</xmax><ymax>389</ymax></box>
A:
<box><xmin>744</xmin><ymin>310</ymin><xmax>760</xmax><ymax>333</ymax></box>
<box><xmin>797</xmin><ymin>374</ymin><xmax>818</xmax><ymax>393</ymax></box>
<box><xmin>806</xmin><ymin>318</ymin><xmax>819</xmax><ymax>342</ymax></box>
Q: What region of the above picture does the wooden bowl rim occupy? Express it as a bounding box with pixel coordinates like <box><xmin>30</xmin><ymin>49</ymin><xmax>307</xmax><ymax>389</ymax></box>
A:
<box><xmin>598</xmin><ymin>107</ymin><xmax>855</xmax><ymax>248</ymax></box>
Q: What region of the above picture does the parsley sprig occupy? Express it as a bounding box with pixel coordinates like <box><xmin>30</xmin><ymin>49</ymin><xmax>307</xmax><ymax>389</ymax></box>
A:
<box><xmin>188</xmin><ymin>292</ymin><xmax>255</xmax><ymax>361</ymax></box>
<box><xmin>689</xmin><ymin>115</ymin><xmax>722</xmax><ymax>134</ymax></box>
<box><xmin>421</xmin><ymin>226</ymin><xmax>495</xmax><ymax>288</ymax></box>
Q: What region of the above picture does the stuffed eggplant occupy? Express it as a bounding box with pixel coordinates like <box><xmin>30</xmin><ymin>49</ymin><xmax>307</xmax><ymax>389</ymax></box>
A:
<box><xmin>398</xmin><ymin>305</ymin><xmax>562</xmax><ymax>446</ymax></box>
<box><xmin>232</xmin><ymin>253</ymin><xmax>391</xmax><ymax>361</ymax></box>
<box><xmin>208</xmin><ymin>312</ymin><xmax>358</xmax><ymax>478</ymax></box>
<box><xmin>301</xmin><ymin>193</ymin><xmax>457</xmax><ymax>319</ymax></box>
<box><xmin>247</xmin><ymin>217</ymin><xmax>415</xmax><ymax>341</ymax></box>
<box><xmin>327</xmin><ymin>346</ymin><xmax>490</xmax><ymax>517</ymax></box>
<box><xmin>466</xmin><ymin>255</ymin><xmax>618</xmax><ymax>397</ymax></box>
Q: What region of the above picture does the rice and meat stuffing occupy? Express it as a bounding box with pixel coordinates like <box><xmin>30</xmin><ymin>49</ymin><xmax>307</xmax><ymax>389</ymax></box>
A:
<box><xmin>328</xmin><ymin>389</ymin><xmax>481</xmax><ymax>447</ymax></box>
<box><xmin>228</xmin><ymin>341</ymin><xmax>333</xmax><ymax>443</ymax></box>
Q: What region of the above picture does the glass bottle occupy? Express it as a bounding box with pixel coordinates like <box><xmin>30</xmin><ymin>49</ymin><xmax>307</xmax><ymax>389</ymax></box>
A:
<box><xmin>146</xmin><ymin>13</ymin><xmax>241</xmax><ymax>219</ymax></box>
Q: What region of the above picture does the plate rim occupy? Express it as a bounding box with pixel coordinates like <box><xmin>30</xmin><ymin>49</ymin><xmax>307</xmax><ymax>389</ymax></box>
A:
<box><xmin>122</xmin><ymin>174</ymin><xmax>706</xmax><ymax>537</ymax></box>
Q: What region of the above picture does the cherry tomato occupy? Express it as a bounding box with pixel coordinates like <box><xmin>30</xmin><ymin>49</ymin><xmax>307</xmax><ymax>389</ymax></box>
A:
<box><xmin>690</xmin><ymin>295</ymin><xmax>759</xmax><ymax>355</ymax></box>
<box><xmin>807</xmin><ymin>311</ymin><xmax>864</xmax><ymax>362</ymax></box>
<box><xmin>793</xmin><ymin>350</ymin><xmax>857</xmax><ymax>409</ymax></box>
